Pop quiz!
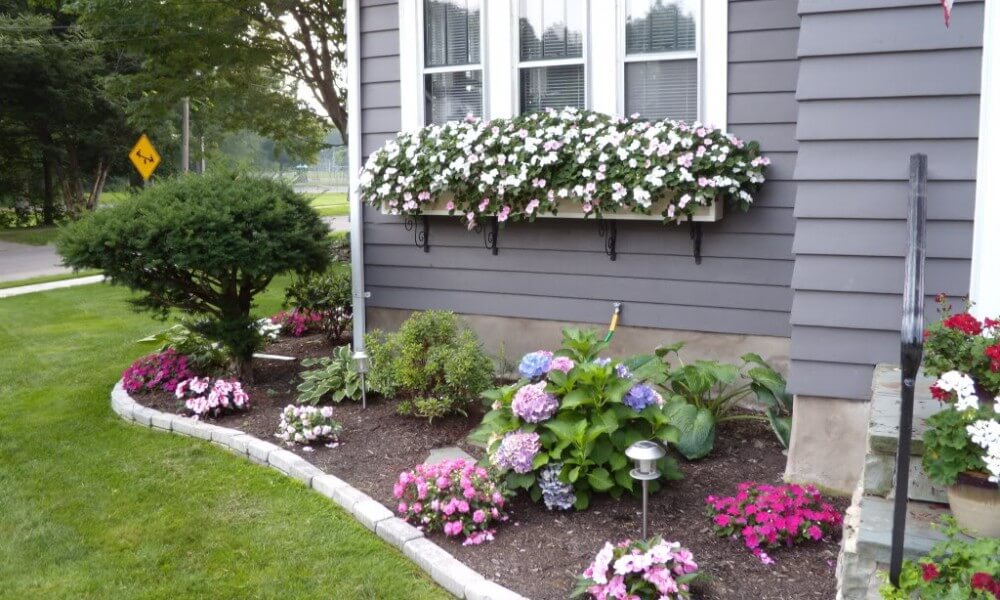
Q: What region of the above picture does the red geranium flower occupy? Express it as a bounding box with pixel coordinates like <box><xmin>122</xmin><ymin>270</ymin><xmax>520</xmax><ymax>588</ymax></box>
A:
<box><xmin>986</xmin><ymin>344</ymin><xmax>1000</xmax><ymax>372</ymax></box>
<box><xmin>921</xmin><ymin>562</ymin><xmax>940</xmax><ymax>582</ymax></box>
<box><xmin>929</xmin><ymin>385</ymin><xmax>951</xmax><ymax>402</ymax></box>
<box><xmin>971</xmin><ymin>572</ymin><xmax>1000</xmax><ymax>598</ymax></box>
<box><xmin>942</xmin><ymin>312</ymin><xmax>983</xmax><ymax>336</ymax></box>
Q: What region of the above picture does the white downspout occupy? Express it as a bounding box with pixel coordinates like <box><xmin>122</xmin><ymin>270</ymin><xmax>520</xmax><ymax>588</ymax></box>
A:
<box><xmin>970</xmin><ymin>0</ymin><xmax>1000</xmax><ymax>318</ymax></box>
<box><xmin>347</xmin><ymin>0</ymin><xmax>367</xmax><ymax>349</ymax></box>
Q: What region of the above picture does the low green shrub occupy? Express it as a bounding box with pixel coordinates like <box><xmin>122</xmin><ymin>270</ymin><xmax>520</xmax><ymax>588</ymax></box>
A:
<box><xmin>296</xmin><ymin>345</ymin><xmax>363</xmax><ymax>405</ymax></box>
<box><xmin>366</xmin><ymin>310</ymin><xmax>494</xmax><ymax>419</ymax></box>
<box><xmin>656</xmin><ymin>345</ymin><xmax>791</xmax><ymax>460</ymax></box>
<box><xmin>283</xmin><ymin>266</ymin><xmax>352</xmax><ymax>343</ymax></box>
<box><xmin>472</xmin><ymin>328</ymin><xmax>682</xmax><ymax>511</ymax></box>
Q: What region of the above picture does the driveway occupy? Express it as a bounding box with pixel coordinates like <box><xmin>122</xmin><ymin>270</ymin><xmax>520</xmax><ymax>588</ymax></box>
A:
<box><xmin>0</xmin><ymin>241</ymin><xmax>70</xmax><ymax>283</ymax></box>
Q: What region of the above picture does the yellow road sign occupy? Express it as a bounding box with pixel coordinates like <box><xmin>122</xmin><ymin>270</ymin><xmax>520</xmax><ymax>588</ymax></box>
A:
<box><xmin>129</xmin><ymin>134</ymin><xmax>161</xmax><ymax>181</ymax></box>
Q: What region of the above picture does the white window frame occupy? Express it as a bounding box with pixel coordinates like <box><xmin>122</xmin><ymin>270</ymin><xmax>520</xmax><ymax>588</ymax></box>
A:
<box><xmin>400</xmin><ymin>0</ymin><xmax>488</xmax><ymax>130</ymax></box>
<box><xmin>399</xmin><ymin>0</ymin><xmax>726</xmax><ymax>130</ymax></box>
<box><xmin>513</xmin><ymin>0</ymin><xmax>590</xmax><ymax>115</ymax></box>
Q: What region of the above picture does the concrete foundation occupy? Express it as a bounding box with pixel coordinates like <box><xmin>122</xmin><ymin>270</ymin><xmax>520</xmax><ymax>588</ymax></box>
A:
<box><xmin>785</xmin><ymin>395</ymin><xmax>869</xmax><ymax>496</ymax></box>
<box><xmin>367</xmin><ymin>307</ymin><xmax>790</xmax><ymax>375</ymax></box>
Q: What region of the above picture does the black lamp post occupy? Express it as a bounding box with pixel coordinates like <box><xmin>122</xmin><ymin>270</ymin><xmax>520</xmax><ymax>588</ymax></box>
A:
<box><xmin>889</xmin><ymin>154</ymin><xmax>927</xmax><ymax>586</ymax></box>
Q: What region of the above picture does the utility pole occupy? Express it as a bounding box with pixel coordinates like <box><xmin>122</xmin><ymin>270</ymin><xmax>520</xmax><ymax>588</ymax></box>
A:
<box><xmin>181</xmin><ymin>97</ymin><xmax>190</xmax><ymax>173</ymax></box>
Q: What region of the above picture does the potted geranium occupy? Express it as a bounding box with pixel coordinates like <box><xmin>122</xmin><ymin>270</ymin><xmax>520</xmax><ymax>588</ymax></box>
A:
<box><xmin>921</xmin><ymin>296</ymin><xmax>1000</xmax><ymax>537</ymax></box>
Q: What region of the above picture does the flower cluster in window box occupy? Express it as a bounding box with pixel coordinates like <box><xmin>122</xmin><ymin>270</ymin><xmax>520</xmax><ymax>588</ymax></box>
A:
<box><xmin>473</xmin><ymin>328</ymin><xmax>682</xmax><ymax>511</ymax></box>
<box><xmin>360</xmin><ymin>107</ymin><xmax>768</xmax><ymax>227</ymax></box>
<box><xmin>175</xmin><ymin>377</ymin><xmax>250</xmax><ymax>419</ymax></box>
<box><xmin>393</xmin><ymin>459</ymin><xmax>509</xmax><ymax>546</ymax></box>
<box><xmin>705</xmin><ymin>482</ymin><xmax>842</xmax><ymax>564</ymax></box>
<box><xmin>572</xmin><ymin>537</ymin><xmax>700</xmax><ymax>600</ymax></box>
<box><xmin>276</xmin><ymin>404</ymin><xmax>342</xmax><ymax>447</ymax></box>
<box><xmin>122</xmin><ymin>349</ymin><xmax>196</xmax><ymax>394</ymax></box>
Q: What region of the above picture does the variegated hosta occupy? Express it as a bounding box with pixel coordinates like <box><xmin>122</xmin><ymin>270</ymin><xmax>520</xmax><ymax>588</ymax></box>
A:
<box><xmin>360</xmin><ymin>107</ymin><xmax>768</xmax><ymax>228</ymax></box>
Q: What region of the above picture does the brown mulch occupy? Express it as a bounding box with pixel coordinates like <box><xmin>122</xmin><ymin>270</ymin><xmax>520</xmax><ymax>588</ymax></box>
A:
<box><xmin>137</xmin><ymin>334</ymin><xmax>847</xmax><ymax>600</ymax></box>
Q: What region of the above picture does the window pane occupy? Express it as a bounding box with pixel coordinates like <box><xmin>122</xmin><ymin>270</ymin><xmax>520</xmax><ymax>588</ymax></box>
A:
<box><xmin>424</xmin><ymin>71</ymin><xmax>483</xmax><ymax>124</ymax></box>
<box><xmin>519</xmin><ymin>0</ymin><xmax>585</xmax><ymax>61</ymax></box>
<box><xmin>424</xmin><ymin>0</ymin><xmax>481</xmax><ymax>67</ymax></box>
<box><xmin>625</xmin><ymin>0</ymin><xmax>696</xmax><ymax>55</ymax></box>
<box><xmin>625</xmin><ymin>59</ymin><xmax>697</xmax><ymax>123</ymax></box>
<box><xmin>520</xmin><ymin>65</ymin><xmax>585</xmax><ymax>114</ymax></box>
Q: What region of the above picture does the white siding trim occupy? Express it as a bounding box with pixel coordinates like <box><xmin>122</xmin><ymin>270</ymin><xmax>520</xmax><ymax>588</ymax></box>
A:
<box><xmin>702</xmin><ymin>0</ymin><xmax>728</xmax><ymax>129</ymax></box>
<box><xmin>590</xmin><ymin>0</ymin><xmax>619</xmax><ymax>115</ymax></box>
<box><xmin>485</xmin><ymin>0</ymin><xmax>515</xmax><ymax>118</ymax></box>
<box><xmin>970</xmin><ymin>0</ymin><xmax>1000</xmax><ymax>318</ymax></box>
<box><xmin>398</xmin><ymin>0</ymin><xmax>420</xmax><ymax>131</ymax></box>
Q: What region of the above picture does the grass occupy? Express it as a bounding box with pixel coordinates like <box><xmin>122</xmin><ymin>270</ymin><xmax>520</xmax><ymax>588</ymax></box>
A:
<box><xmin>308</xmin><ymin>192</ymin><xmax>348</xmax><ymax>217</ymax></box>
<box><xmin>0</xmin><ymin>270</ymin><xmax>102</xmax><ymax>291</ymax></box>
<box><xmin>0</xmin><ymin>281</ymin><xmax>448</xmax><ymax>600</ymax></box>
<box><xmin>0</xmin><ymin>226</ymin><xmax>62</xmax><ymax>246</ymax></box>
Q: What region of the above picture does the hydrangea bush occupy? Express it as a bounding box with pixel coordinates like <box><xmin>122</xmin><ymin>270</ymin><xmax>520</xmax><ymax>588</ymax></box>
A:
<box><xmin>360</xmin><ymin>107</ymin><xmax>769</xmax><ymax>227</ymax></box>
<box><xmin>393</xmin><ymin>459</ymin><xmax>509</xmax><ymax>546</ymax></box>
<box><xmin>175</xmin><ymin>377</ymin><xmax>250</xmax><ymax>419</ymax></box>
<box><xmin>705</xmin><ymin>482</ymin><xmax>842</xmax><ymax>564</ymax></box>
<box><xmin>276</xmin><ymin>404</ymin><xmax>342</xmax><ymax>446</ymax></box>
<box><xmin>572</xmin><ymin>537</ymin><xmax>700</xmax><ymax>600</ymax></box>
<box><xmin>472</xmin><ymin>328</ymin><xmax>681</xmax><ymax>511</ymax></box>
<box><xmin>122</xmin><ymin>349</ymin><xmax>196</xmax><ymax>394</ymax></box>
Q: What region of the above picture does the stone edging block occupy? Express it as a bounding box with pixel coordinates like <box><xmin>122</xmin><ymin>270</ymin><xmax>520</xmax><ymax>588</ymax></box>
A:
<box><xmin>110</xmin><ymin>380</ymin><xmax>529</xmax><ymax>600</ymax></box>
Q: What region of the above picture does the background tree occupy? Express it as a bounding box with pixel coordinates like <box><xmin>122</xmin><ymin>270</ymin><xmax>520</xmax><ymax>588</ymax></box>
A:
<box><xmin>56</xmin><ymin>172</ymin><xmax>332</xmax><ymax>378</ymax></box>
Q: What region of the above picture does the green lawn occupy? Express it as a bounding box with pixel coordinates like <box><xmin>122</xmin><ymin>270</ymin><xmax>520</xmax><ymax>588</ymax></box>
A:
<box><xmin>0</xmin><ymin>282</ymin><xmax>447</xmax><ymax>600</ymax></box>
<box><xmin>308</xmin><ymin>192</ymin><xmax>348</xmax><ymax>217</ymax></box>
<box><xmin>0</xmin><ymin>270</ymin><xmax>102</xmax><ymax>291</ymax></box>
<box><xmin>0</xmin><ymin>225</ymin><xmax>62</xmax><ymax>246</ymax></box>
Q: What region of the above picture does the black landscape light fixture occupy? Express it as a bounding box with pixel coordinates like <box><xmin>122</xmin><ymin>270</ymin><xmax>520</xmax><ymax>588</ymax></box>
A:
<box><xmin>889</xmin><ymin>154</ymin><xmax>927</xmax><ymax>586</ymax></box>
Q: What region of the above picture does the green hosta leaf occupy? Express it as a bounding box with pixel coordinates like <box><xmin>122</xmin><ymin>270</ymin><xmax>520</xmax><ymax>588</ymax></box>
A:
<box><xmin>624</xmin><ymin>354</ymin><xmax>668</xmax><ymax>384</ymax></box>
<box><xmin>766</xmin><ymin>408</ymin><xmax>791</xmax><ymax>449</ymax></box>
<box><xmin>587</xmin><ymin>467</ymin><xmax>614</xmax><ymax>491</ymax></box>
<box><xmin>666</xmin><ymin>400</ymin><xmax>716</xmax><ymax>460</ymax></box>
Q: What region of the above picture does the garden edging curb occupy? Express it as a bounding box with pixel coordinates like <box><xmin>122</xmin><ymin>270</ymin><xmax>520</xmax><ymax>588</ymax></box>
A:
<box><xmin>110</xmin><ymin>381</ymin><xmax>528</xmax><ymax>600</ymax></box>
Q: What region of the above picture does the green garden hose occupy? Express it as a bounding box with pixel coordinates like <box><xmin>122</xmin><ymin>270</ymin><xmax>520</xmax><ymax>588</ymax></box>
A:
<box><xmin>604</xmin><ymin>302</ymin><xmax>622</xmax><ymax>342</ymax></box>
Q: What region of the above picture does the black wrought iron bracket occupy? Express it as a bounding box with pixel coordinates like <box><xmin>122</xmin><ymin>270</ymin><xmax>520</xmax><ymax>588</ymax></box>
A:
<box><xmin>689</xmin><ymin>218</ymin><xmax>703</xmax><ymax>265</ymax></box>
<box><xmin>404</xmin><ymin>215</ymin><xmax>430</xmax><ymax>252</ymax></box>
<box><xmin>479</xmin><ymin>217</ymin><xmax>499</xmax><ymax>255</ymax></box>
<box><xmin>597</xmin><ymin>219</ymin><xmax>617</xmax><ymax>261</ymax></box>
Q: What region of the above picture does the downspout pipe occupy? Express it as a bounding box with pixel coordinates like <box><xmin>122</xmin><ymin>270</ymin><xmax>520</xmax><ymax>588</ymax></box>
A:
<box><xmin>347</xmin><ymin>0</ymin><xmax>367</xmax><ymax>352</ymax></box>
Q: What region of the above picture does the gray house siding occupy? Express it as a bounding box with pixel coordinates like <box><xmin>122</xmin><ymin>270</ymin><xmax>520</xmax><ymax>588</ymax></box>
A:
<box><xmin>787</xmin><ymin>0</ymin><xmax>982</xmax><ymax>400</ymax></box>
<box><xmin>360</xmin><ymin>0</ymin><xmax>801</xmax><ymax>339</ymax></box>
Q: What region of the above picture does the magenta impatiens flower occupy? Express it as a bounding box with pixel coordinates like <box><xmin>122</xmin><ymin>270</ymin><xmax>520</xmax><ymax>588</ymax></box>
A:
<box><xmin>122</xmin><ymin>349</ymin><xmax>195</xmax><ymax>394</ymax></box>
<box><xmin>705</xmin><ymin>482</ymin><xmax>842</xmax><ymax>564</ymax></box>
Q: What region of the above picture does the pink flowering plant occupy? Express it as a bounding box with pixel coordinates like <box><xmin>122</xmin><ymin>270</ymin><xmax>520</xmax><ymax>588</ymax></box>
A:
<box><xmin>572</xmin><ymin>537</ymin><xmax>701</xmax><ymax>600</ymax></box>
<box><xmin>122</xmin><ymin>349</ymin><xmax>196</xmax><ymax>394</ymax></box>
<box><xmin>175</xmin><ymin>376</ymin><xmax>250</xmax><ymax>419</ymax></box>
<box><xmin>269</xmin><ymin>309</ymin><xmax>326</xmax><ymax>337</ymax></box>
<box><xmin>472</xmin><ymin>328</ymin><xmax>681</xmax><ymax>511</ymax></box>
<box><xmin>393</xmin><ymin>459</ymin><xmax>510</xmax><ymax>546</ymax></box>
<box><xmin>706</xmin><ymin>482</ymin><xmax>843</xmax><ymax>564</ymax></box>
<box><xmin>360</xmin><ymin>107</ymin><xmax>768</xmax><ymax>229</ymax></box>
<box><xmin>276</xmin><ymin>404</ymin><xmax>342</xmax><ymax>447</ymax></box>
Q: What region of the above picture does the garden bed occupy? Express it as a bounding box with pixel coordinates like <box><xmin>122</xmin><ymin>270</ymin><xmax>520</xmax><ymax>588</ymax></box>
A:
<box><xmin>138</xmin><ymin>333</ymin><xmax>846</xmax><ymax>600</ymax></box>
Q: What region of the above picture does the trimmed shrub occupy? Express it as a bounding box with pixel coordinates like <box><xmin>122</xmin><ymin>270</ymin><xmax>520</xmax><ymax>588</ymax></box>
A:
<box><xmin>283</xmin><ymin>266</ymin><xmax>353</xmax><ymax>343</ymax></box>
<box><xmin>57</xmin><ymin>172</ymin><xmax>331</xmax><ymax>378</ymax></box>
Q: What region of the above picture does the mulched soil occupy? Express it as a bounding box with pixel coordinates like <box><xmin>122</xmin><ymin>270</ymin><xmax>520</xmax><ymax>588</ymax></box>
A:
<box><xmin>137</xmin><ymin>334</ymin><xmax>847</xmax><ymax>600</ymax></box>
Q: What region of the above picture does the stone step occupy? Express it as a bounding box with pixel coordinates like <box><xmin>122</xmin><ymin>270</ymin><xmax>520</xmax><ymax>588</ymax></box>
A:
<box><xmin>862</xmin><ymin>452</ymin><xmax>949</xmax><ymax>504</ymax></box>
<box><xmin>868</xmin><ymin>364</ymin><xmax>940</xmax><ymax>457</ymax></box>
<box><xmin>854</xmin><ymin>496</ymin><xmax>970</xmax><ymax>564</ymax></box>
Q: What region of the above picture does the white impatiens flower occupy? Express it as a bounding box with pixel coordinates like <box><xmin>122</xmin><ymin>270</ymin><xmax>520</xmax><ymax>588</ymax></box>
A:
<box><xmin>936</xmin><ymin>371</ymin><xmax>979</xmax><ymax>411</ymax></box>
<box><xmin>633</xmin><ymin>187</ymin><xmax>652</xmax><ymax>207</ymax></box>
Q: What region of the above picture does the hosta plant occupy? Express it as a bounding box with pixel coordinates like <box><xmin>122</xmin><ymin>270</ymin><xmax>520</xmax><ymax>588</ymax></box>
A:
<box><xmin>122</xmin><ymin>349</ymin><xmax>196</xmax><ymax>394</ymax></box>
<box><xmin>393</xmin><ymin>459</ymin><xmax>509</xmax><ymax>546</ymax></box>
<box><xmin>175</xmin><ymin>376</ymin><xmax>250</xmax><ymax>419</ymax></box>
<box><xmin>656</xmin><ymin>344</ymin><xmax>792</xmax><ymax>460</ymax></box>
<box><xmin>572</xmin><ymin>537</ymin><xmax>700</xmax><ymax>600</ymax></box>
<box><xmin>276</xmin><ymin>404</ymin><xmax>342</xmax><ymax>447</ymax></box>
<box><xmin>706</xmin><ymin>482</ymin><xmax>842</xmax><ymax>564</ymax></box>
<box><xmin>296</xmin><ymin>345</ymin><xmax>363</xmax><ymax>405</ymax></box>
<box><xmin>361</xmin><ymin>107</ymin><xmax>768</xmax><ymax>227</ymax></box>
<box><xmin>881</xmin><ymin>517</ymin><xmax>1000</xmax><ymax>599</ymax></box>
<box><xmin>137</xmin><ymin>323</ymin><xmax>229</xmax><ymax>374</ymax></box>
<box><xmin>472</xmin><ymin>328</ymin><xmax>681</xmax><ymax>511</ymax></box>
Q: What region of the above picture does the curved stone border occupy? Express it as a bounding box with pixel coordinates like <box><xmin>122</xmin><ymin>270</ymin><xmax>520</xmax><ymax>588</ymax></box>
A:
<box><xmin>110</xmin><ymin>382</ymin><xmax>527</xmax><ymax>600</ymax></box>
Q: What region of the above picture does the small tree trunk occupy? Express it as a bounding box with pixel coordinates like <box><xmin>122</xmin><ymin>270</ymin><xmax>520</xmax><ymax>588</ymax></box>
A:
<box><xmin>41</xmin><ymin>150</ymin><xmax>55</xmax><ymax>225</ymax></box>
<box><xmin>234</xmin><ymin>355</ymin><xmax>254</xmax><ymax>383</ymax></box>
<box><xmin>86</xmin><ymin>161</ymin><xmax>109</xmax><ymax>211</ymax></box>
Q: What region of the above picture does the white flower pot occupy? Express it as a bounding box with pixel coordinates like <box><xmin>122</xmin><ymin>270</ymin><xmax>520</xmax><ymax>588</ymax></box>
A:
<box><xmin>947</xmin><ymin>472</ymin><xmax>1000</xmax><ymax>538</ymax></box>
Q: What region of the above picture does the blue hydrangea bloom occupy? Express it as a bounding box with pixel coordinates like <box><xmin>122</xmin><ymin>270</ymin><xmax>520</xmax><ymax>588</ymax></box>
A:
<box><xmin>593</xmin><ymin>357</ymin><xmax>612</xmax><ymax>366</ymax></box>
<box><xmin>623</xmin><ymin>384</ymin><xmax>664</xmax><ymax>411</ymax></box>
<box><xmin>519</xmin><ymin>351</ymin><xmax>553</xmax><ymax>379</ymax></box>
<box><xmin>615</xmin><ymin>363</ymin><xmax>632</xmax><ymax>379</ymax></box>
<box><xmin>538</xmin><ymin>463</ymin><xmax>575</xmax><ymax>511</ymax></box>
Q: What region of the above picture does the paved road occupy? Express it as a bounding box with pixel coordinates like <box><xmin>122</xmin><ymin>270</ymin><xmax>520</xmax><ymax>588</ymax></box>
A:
<box><xmin>0</xmin><ymin>241</ymin><xmax>71</xmax><ymax>283</ymax></box>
